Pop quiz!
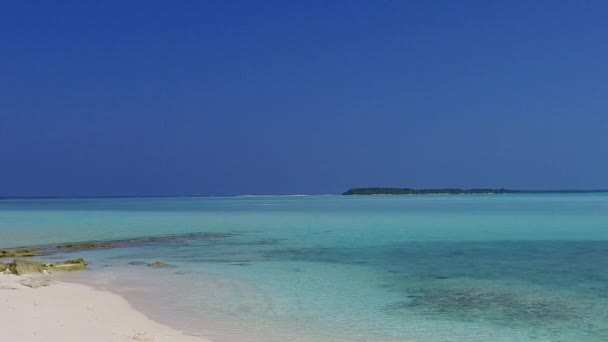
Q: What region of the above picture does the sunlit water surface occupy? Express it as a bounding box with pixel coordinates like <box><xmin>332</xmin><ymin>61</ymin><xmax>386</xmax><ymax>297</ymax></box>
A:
<box><xmin>2</xmin><ymin>195</ymin><xmax>608</xmax><ymax>341</ymax></box>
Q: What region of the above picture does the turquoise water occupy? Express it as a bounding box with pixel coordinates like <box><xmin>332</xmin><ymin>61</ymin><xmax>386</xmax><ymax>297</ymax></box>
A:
<box><xmin>2</xmin><ymin>195</ymin><xmax>608</xmax><ymax>341</ymax></box>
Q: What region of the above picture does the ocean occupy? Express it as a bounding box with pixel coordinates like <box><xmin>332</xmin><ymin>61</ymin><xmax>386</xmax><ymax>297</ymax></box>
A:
<box><xmin>1</xmin><ymin>194</ymin><xmax>608</xmax><ymax>341</ymax></box>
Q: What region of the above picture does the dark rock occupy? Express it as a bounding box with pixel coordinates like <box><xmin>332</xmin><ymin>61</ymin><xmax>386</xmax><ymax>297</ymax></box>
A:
<box><xmin>47</xmin><ymin>258</ymin><xmax>87</xmax><ymax>272</ymax></box>
<box><xmin>56</xmin><ymin>242</ymin><xmax>116</xmax><ymax>250</ymax></box>
<box><xmin>146</xmin><ymin>261</ymin><xmax>174</xmax><ymax>268</ymax></box>
<box><xmin>2</xmin><ymin>232</ymin><xmax>234</xmax><ymax>260</ymax></box>
<box><xmin>0</xmin><ymin>248</ymin><xmax>40</xmax><ymax>258</ymax></box>
<box><xmin>6</xmin><ymin>258</ymin><xmax>87</xmax><ymax>275</ymax></box>
<box><xmin>0</xmin><ymin>261</ymin><xmax>6</xmax><ymax>273</ymax></box>
<box><xmin>55</xmin><ymin>232</ymin><xmax>232</xmax><ymax>253</ymax></box>
<box><xmin>7</xmin><ymin>259</ymin><xmax>48</xmax><ymax>275</ymax></box>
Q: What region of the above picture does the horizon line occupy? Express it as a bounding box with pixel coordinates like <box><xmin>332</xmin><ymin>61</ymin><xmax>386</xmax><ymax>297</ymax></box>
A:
<box><xmin>2</xmin><ymin>189</ymin><xmax>608</xmax><ymax>200</ymax></box>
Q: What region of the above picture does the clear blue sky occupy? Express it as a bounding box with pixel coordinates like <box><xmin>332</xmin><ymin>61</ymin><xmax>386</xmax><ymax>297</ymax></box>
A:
<box><xmin>1</xmin><ymin>1</ymin><xmax>607</xmax><ymax>196</ymax></box>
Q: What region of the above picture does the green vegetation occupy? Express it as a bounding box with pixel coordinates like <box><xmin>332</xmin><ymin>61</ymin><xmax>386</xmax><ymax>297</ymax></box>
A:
<box><xmin>342</xmin><ymin>188</ymin><xmax>608</xmax><ymax>195</ymax></box>
<box><xmin>343</xmin><ymin>187</ymin><xmax>519</xmax><ymax>195</ymax></box>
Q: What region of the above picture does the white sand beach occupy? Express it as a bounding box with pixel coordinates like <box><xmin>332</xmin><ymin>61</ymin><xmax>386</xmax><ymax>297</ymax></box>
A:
<box><xmin>0</xmin><ymin>274</ymin><xmax>212</xmax><ymax>342</ymax></box>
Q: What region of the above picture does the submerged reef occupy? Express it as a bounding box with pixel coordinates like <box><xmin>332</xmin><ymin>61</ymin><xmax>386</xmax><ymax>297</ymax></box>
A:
<box><xmin>0</xmin><ymin>248</ymin><xmax>40</xmax><ymax>258</ymax></box>
<box><xmin>0</xmin><ymin>232</ymin><xmax>234</xmax><ymax>275</ymax></box>
<box><xmin>1</xmin><ymin>232</ymin><xmax>234</xmax><ymax>258</ymax></box>
<box><xmin>55</xmin><ymin>232</ymin><xmax>233</xmax><ymax>252</ymax></box>
<box><xmin>387</xmin><ymin>285</ymin><xmax>579</xmax><ymax>326</ymax></box>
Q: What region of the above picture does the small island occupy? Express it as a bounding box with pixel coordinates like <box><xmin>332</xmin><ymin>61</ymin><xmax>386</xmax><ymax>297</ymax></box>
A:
<box><xmin>343</xmin><ymin>187</ymin><xmax>519</xmax><ymax>195</ymax></box>
<box><xmin>342</xmin><ymin>188</ymin><xmax>608</xmax><ymax>195</ymax></box>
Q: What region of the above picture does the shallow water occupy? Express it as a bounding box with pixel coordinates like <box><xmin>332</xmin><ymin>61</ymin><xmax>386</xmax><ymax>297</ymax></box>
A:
<box><xmin>2</xmin><ymin>195</ymin><xmax>608</xmax><ymax>341</ymax></box>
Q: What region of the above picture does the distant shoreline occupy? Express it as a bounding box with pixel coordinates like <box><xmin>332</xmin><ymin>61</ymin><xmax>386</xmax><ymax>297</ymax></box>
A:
<box><xmin>342</xmin><ymin>187</ymin><xmax>608</xmax><ymax>195</ymax></box>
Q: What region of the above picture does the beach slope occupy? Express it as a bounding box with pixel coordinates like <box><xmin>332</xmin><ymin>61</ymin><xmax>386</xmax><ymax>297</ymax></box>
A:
<box><xmin>0</xmin><ymin>274</ymin><xmax>211</xmax><ymax>342</ymax></box>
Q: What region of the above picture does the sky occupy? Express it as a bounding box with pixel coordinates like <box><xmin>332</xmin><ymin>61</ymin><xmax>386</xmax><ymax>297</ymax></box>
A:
<box><xmin>1</xmin><ymin>1</ymin><xmax>607</xmax><ymax>196</ymax></box>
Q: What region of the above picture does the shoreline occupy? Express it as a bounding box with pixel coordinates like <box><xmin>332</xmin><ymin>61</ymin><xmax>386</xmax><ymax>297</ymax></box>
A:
<box><xmin>0</xmin><ymin>273</ymin><xmax>213</xmax><ymax>342</ymax></box>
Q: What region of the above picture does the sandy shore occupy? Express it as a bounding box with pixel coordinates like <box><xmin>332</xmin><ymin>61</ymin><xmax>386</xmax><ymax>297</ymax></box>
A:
<box><xmin>0</xmin><ymin>273</ymin><xmax>213</xmax><ymax>342</ymax></box>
